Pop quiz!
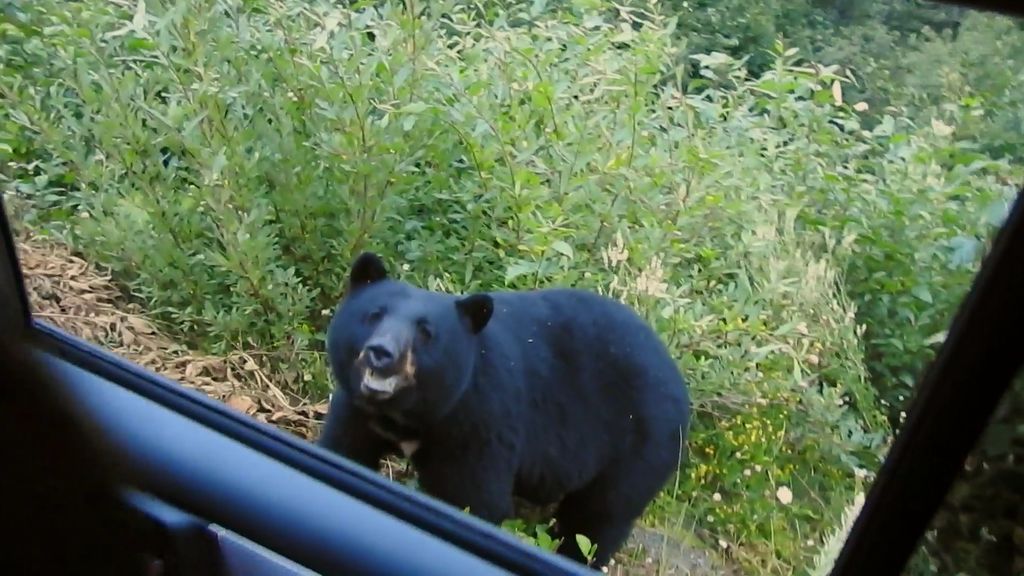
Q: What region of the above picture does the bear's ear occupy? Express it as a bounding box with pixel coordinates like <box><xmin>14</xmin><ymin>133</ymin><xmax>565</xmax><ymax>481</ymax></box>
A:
<box><xmin>348</xmin><ymin>252</ymin><xmax>388</xmax><ymax>292</ymax></box>
<box><xmin>455</xmin><ymin>294</ymin><xmax>493</xmax><ymax>335</ymax></box>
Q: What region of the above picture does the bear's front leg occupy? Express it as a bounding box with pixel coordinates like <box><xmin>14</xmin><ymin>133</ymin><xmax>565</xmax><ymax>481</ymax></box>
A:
<box><xmin>317</xmin><ymin>390</ymin><xmax>390</xmax><ymax>471</ymax></box>
<box><xmin>414</xmin><ymin>450</ymin><xmax>516</xmax><ymax>524</ymax></box>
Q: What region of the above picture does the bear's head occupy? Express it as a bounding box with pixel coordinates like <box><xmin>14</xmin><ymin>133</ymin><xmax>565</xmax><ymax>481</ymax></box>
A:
<box><xmin>324</xmin><ymin>252</ymin><xmax>494</xmax><ymax>424</ymax></box>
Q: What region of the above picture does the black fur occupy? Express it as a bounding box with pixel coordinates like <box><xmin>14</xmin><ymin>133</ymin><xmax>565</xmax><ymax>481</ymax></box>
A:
<box><xmin>319</xmin><ymin>252</ymin><xmax>691</xmax><ymax>567</ymax></box>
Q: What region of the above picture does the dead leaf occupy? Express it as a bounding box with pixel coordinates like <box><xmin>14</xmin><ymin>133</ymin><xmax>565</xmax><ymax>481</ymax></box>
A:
<box><xmin>16</xmin><ymin>232</ymin><xmax>329</xmax><ymax>443</ymax></box>
<box><xmin>931</xmin><ymin>117</ymin><xmax>955</xmax><ymax>137</ymax></box>
<box><xmin>831</xmin><ymin>80</ymin><xmax>843</xmax><ymax>106</ymax></box>
<box><xmin>853</xmin><ymin>101</ymin><xmax>869</xmax><ymax>112</ymax></box>
<box><xmin>226</xmin><ymin>395</ymin><xmax>257</xmax><ymax>415</ymax></box>
<box><xmin>126</xmin><ymin>315</ymin><xmax>155</xmax><ymax>334</ymax></box>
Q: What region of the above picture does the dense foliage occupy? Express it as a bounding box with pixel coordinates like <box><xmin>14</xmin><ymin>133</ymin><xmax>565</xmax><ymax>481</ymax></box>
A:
<box><xmin>2</xmin><ymin>0</ymin><xmax>1020</xmax><ymax>573</ymax></box>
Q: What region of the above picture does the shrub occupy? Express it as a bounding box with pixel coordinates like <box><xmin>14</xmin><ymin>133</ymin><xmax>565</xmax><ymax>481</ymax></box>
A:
<box><xmin>817</xmin><ymin>10</ymin><xmax>1024</xmax><ymax>164</ymax></box>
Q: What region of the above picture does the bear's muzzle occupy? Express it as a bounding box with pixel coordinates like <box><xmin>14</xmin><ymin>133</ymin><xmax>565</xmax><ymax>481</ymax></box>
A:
<box><xmin>355</xmin><ymin>342</ymin><xmax>416</xmax><ymax>401</ymax></box>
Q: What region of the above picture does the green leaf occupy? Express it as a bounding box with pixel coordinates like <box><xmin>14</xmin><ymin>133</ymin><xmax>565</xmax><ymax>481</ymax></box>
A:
<box><xmin>132</xmin><ymin>0</ymin><xmax>147</xmax><ymax>30</ymax></box>
<box><xmin>948</xmin><ymin>235</ymin><xmax>980</xmax><ymax>268</ymax></box>
<box><xmin>210</xmin><ymin>150</ymin><xmax>228</xmax><ymax>180</ymax></box>
<box><xmin>575</xmin><ymin>534</ymin><xmax>593</xmax><ymax>557</ymax></box>
<box><xmin>550</xmin><ymin>240</ymin><xmax>573</xmax><ymax>259</ymax></box>
<box><xmin>504</xmin><ymin>261</ymin><xmax>536</xmax><ymax>284</ymax></box>
<box><xmin>400</xmin><ymin>102</ymin><xmax>430</xmax><ymax>114</ymax></box>
<box><xmin>983</xmin><ymin>198</ymin><xmax>1010</xmax><ymax>227</ymax></box>
<box><xmin>911</xmin><ymin>285</ymin><xmax>933</xmax><ymax>304</ymax></box>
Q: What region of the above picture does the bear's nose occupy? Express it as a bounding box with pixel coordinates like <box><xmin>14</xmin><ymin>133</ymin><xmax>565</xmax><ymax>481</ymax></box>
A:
<box><xmin>364</xmin><ymin>341</ymin><xmax>397</xmax><ymax>371</ymax></box>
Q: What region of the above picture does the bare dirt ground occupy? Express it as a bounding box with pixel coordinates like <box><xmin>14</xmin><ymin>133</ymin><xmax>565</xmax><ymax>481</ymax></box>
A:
<box><xmin>15</xmin><ymin>230</ymin><xmax>733</xmax><ymax>576</ymax></box>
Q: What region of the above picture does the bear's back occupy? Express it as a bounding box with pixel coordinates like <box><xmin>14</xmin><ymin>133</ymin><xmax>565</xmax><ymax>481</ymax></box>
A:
<box><xmin>467</xmin><ymin>287</ymin><xmax>688</xmax><ymax>502</ymax></box>
<box><xmin>481</xmin><ymin>289</ymin><xmax>688</xmax><ymax>439</ymax></box>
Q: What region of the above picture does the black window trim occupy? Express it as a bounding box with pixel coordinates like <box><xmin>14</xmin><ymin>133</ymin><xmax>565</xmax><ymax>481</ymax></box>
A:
<box><xmin>35</xmin><ymin>342</ymin><xmax>519</xmax><ymax>576</ymax></box>
<box><xmin>32</xmin><ymin>323</ymin><xmax>596</xmax><ymax>574</ymax></box>
<box><xmin>0</xmin><ymin>198</ymin><xmax>29</xmax><ymax>334</ymax></box>
<box><xmin>933</xmin><ymin>0</ymin><xmax>1023</xmax><ymax>17</ymax></box>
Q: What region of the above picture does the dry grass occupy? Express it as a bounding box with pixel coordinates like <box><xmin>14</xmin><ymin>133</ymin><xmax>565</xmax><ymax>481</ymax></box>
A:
<box><xmin>17</xmin><ymin>231</ymin><xmax>328</xmax><ymax>439</ymax></box>
<box><xmin>16</xmin><ymin>230</ymin><xmax>418</xmax><ymax>486</ymax></box>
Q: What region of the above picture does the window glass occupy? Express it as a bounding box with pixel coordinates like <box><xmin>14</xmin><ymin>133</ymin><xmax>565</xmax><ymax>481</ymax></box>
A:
<box><xmin>2</xmin><ymin>0</ymin><xmax>1021</xmax><ymax>573</ymax></box>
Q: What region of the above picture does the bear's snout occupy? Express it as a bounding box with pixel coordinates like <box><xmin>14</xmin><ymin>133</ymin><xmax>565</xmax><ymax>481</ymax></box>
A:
<box><xmin>364</xmin><ymin>340</ymin><xmax>399</xmax><ymax>372</ymax></box>
<box><xmin>355</xmin><ymin>335</ymin><xmax>417</xmax><ymax>402</ymax></box>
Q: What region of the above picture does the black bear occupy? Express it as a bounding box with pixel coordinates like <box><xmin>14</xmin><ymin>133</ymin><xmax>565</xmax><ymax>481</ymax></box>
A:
<box><xmin>317</xmin><ymin>252</ymin><xmax>691</xmax><ymax>568</ymax></box>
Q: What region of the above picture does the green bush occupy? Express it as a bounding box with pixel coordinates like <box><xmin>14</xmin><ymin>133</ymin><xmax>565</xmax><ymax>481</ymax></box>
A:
<box><xmin>745</xmin><ymin>41</ymin><xmax>1019</xmax><ymax>425</ymax></box>
<box><xmin>818</xmin><ymin>10</ymin><xmax>1024</xmax><ymax>165</ymax></box>
<box><xmin>663</xmin><ymin>0</ymin><xmax>830</xmax><ymax>76</ymax></box>
<box><xmin>2</xmin><ymin>1</ymin><xmax>1020</xmax><ymax>574</ymax></box>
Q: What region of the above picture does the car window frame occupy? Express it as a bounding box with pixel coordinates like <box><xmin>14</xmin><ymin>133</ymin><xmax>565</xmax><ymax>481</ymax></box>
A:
<box><xmin>1</xmin><ymin>2</ymin><xmax>1022</xmax><ymax>574</ymax></box>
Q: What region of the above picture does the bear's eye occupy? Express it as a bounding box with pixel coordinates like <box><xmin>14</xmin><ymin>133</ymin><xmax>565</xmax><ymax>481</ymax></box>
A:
<box><xmin>366</xmin><ymin>308</ymin><xmax>385</xmax><ymax>324</ymax></box>
<box><xmin>415</xmin><ymin>319</ymin><xmax>433</xmax><ymax>344</ymax></box>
